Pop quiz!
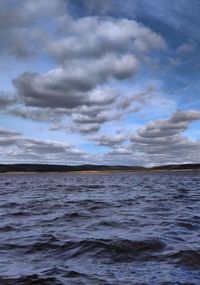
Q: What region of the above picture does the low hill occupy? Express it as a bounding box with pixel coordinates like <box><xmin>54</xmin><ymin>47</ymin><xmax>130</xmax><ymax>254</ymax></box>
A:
<box><xmin>0</xmin><ymin>164</ymin><xmax>146</xmax><ymax>173</ymax></box>
<box><xmin>0</xmin><ymin>163</ymin><xmax>200</xmax><ymax>173</ymax></box>
<box><xmin>151</xmin><ymin>164</ymin><xmax>200</xmax><ymax>171</ymax></box>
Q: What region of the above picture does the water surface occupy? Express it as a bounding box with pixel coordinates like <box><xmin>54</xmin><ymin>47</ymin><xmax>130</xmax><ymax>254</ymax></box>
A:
<box><xmin>0</xmin><ymin>172</ymin><xmax>200</xmax><ymax>284</ymax></box>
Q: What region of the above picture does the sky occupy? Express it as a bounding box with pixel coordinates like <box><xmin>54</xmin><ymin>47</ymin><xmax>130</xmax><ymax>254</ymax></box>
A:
<box><xmin>1</xmin><ymin>0</ymin><xmax>200</xmax><ymax>166</ymax></box>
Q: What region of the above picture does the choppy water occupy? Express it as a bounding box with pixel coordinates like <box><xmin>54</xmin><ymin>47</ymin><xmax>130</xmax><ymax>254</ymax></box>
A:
<box><xmin>0</xmin><ymin>172</ymin><xmax>200</xmax><ymax>285</ymax></box>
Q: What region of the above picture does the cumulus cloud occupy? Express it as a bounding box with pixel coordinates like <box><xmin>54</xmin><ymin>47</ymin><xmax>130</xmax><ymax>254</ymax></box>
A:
<box><xmin>0</xmin><ymin>127</ymin><xmax>85</xmax><ymax>163</ymax></box>
<box><xmin>71</xmin><ymin>124</ymin><xmax>101</xmax><ymax>134</ymax></box>
<box><xmin>9</xmin><ymin>107</ymin><xmax>67</xmax><ymax>123</ymax></box>
<box><xmin>2</xmin><ymin>0</ymin><xmax>200</xmax><ymax>166</ymax></box>
<box><xmin>118</xmin><ymin>85</ymin><xmax>155</xmax><ymax>110</ymax></box>
<box><xmin>117</xmin><ymin>85</ymin><xmax>176</xmax><ymax>118</ymax></box>
<box><xmin>0</xmin><ymin>128</ymin><xmax>21</xmax><ymax>146</ymax></box>
<box><xmin>48</xmin><ymin>16</ymin><xmax>165</xmax><ymax>60</ymax></box>
<box><xmin>98</xmin><ymin>110</ymin><xmax>200</xmax><ymax>166</ymax></box>
<box><xmin>14</xmin><ymin>55</ymin><xmax>137</xmax><ymax>109</ymax></box>
<box><xmin>0</xmin><ymin>94</ymin><xmax>17</xmax><ymax>109</ymax></box>
<box><xmin>0</xmin><ymin>0</ymin><xmax>65</xmax><ymax>27</ymax></box>
<box><xmin>94</xmin><ymin>134</ymin><xmax>126</xmax><ymax>147</ymax></box>
<box><xmin>12</xmin><ymin>53</ymin><xmax>139</xmax><ymax>133</ymax></box>
<box><xmin>9</xmin><ymin>6</ymin><xmax>165</xmax><ymax>135</ymax></box>
<box><xmin>0</xmin><ymin>0</ymin><xmax>167</xmax><ymax>141</ymax></box>
<box><xmin>130</xmin><ymin>110</ymin><xmax>200</xmax><ymax>164</ymax></box>
<box><xmin>0</xmin><ymin>0</ymin><xmax>66</xmax><ymax>58</ymax></box>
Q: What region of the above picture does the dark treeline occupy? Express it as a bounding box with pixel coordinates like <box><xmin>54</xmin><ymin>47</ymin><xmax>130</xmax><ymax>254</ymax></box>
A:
<box><xmin>0</xmin><ymin>164</ymin><xmax>145</xmax><ymax>173</ymax></box>
<box><xmin>0</xmin><ymin>164</ymin><xmax>200</xmax><ymax>173</ymax></box>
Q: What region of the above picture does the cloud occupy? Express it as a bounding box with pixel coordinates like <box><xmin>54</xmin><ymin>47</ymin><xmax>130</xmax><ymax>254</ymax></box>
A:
<box><xmin>118</xmin><ymin>85</ymin><xmax>155</xmax><ymax>110</ymax></box>
<box><xmin>11</xmin><ymin>83</ymin><xmax>176</xmax><ymax>135</ymax></box>
<box><xmin>94</xmin><ymin>134</ymin><xmax>126</xmax><ymax>147</ymax></box>
<box><xmin>98</xmin><ymin>110</ymin><xmax>200</xmax><ymax>166</ymax></box>
<box><xmin>0</xmin><ymin>0</ymin><xmax>66</xmax><ymax>59</ymax></box>
<box><xmin>14</xmin><ymin>55</ymin><xmax>138</xmax><ymax>109</ymax></box>
<box><xmin>177</xmin><ymin>43</ymin><xmax>195</xmax><ymax>53</ymax></box>
<box><xmin>5</xmin><ymin>3</ymin><xmax>167</xmax><ymax>137</ymax></box>
<box><xmin>0</xmin><ymin>127</ymin><xmax>85</xmax><ymax>163</ymax></box>
<box><xmin>12</xmin><ymin>53</ymin><xmax>139</xmax><ymax>134</ymax></box>
<box><xmin>170</xmin><ymin>110</ymin><xmax>200</xmax><ymax>123</ymax></box>
<box><xmin>71</xmin><ymin>124</ymin><xmax>101</xmax><ymax>134</ymax></box>
<box><xmin>130</xmin><ymin>110</ymin><xmax>200</xmax><ymax>164</ymax></box>
<box><xmin>0</xmin><ymin>128</ymin><xmax>21</xmax><ymax>146</ymax></box>
<box><xmin>48</xmin><ymin>16</ymin><xmax>165</xmax><ymax>60</ymax></box>
<box><xmin>0</xmin><ymin>94</ymin><xmax>17</xmax><ymax>109</ymax></box>
<box><xmin>117</xmin><ymin>85</ymin><xmax>176</xmax><ymax>117</ymax></box>
<box><xmin>9</xmin><ymin>107</ymin><xmax>67</xmax><ymax>123</ymax></box>
<box><xmin>0</xmin><ymin>0</ymin><xmax>65</xmax><ymax>27</ymax></box>
<box><xmin>109</xmin><ymin>1</ymin><xmax>200</xmax><ymax>40</ymax></box>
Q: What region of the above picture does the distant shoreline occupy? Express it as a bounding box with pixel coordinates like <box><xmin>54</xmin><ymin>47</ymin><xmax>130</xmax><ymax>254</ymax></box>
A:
<box><xmin>0</xmin><ymin>164</ymin><xmax>200</xmax><ymax>175</ymax></box>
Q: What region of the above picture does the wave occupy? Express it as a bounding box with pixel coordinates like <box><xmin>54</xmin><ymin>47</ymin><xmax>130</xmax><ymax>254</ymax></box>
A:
<box><xmin>1</xmin><ymin>236</ymin><xmax>166</xmax><ymax>264</ymax></box>
<box><xmin>0</xmin><ymin>225</ymin><xmax>17</xmax><ymax>232</ymax></box>
<box><xmin>30</xmin><ymin>237</ymin><xmax>166</xmax><ymax>262</ymax></box>
<box><xmin>168</xmin><ymin>249</ymin><xmax>200</xmax><ymax>268</ymax></box>
<box><xmin>0</xmin><ymin>268</ymin><xmax>109</xmax><ymax>285</ymax></box>
<box><xmin>1</xmin><ymin>172</ymin><xmax>200</xmax><ymax>283</ymax></box>
<box><xmin>0</xmin><ymin>274</ymin><xmax>62</xmax><ymax>285</ymax></box>
<box><xmin>176</xmin><ymin>222</ymin><xmax>197</xmax><ymax>230</ymax></box>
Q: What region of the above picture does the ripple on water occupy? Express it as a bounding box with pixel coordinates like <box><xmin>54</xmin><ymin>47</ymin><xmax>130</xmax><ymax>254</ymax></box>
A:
<box><xmin>0</xmin><ymin>172</ymin><xmax>200</xmax><ymax>284</ymax></box>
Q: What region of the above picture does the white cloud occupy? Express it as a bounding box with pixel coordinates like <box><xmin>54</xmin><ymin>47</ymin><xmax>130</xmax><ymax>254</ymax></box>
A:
<box><xmin>177</xmin><ymin>43</ymin><xmax>195</xmax><ymax>53</ymax></box>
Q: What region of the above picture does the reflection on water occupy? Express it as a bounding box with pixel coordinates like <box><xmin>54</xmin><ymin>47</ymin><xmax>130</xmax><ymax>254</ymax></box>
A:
<box><xmin>0</xmin><ymin>172</ymin><xmax>200</xmax><ymax>284</ymax></box>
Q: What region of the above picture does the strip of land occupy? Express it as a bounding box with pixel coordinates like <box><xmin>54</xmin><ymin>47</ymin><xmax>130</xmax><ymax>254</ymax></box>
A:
<box><xmin>0</xmin><ymin>163</ymin><xmax>200</xmax><ymax>174</ymax></box>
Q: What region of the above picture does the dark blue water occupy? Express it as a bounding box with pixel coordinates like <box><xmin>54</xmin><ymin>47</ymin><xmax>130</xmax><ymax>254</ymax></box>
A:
<box><xmin>0</xmin><ymin>172</ymin><xmax>200</xmax><ymax>284</ymax></box>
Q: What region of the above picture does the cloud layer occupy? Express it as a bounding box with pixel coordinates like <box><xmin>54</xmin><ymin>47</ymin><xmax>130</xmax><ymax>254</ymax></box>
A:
<box><xmin>0</xmin><ymin>0</ymin><xmax>200</xmax><ymax>165</ymax></box>
<box><xmin>0</xmin><ymin>128</ymin><xmax>85</xmax><ymax>164</ymax></box>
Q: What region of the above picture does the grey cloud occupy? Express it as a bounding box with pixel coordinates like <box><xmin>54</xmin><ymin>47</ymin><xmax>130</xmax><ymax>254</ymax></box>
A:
<box><xmin>9</xmin><ymin>87</ymin><xmax>121</xmax><ymax>134</ymax></box>
<box><xmin>130</xmin><ymin>110</ymin><xmax>200</xmax><ymax>164</ymax></box>
<box><xmin>99</xmin><ymin>110</ymin><xmax>200</xmax><ymax>166</ymax></box>
<box><xmin>9</xmin><ymin>30</ymin><xmax>35</xmax><ymax>59</ymax></box>
<box><xmin>72</xmin><ymin>114</ymin><xmax>108</xmax><ymax>125</ymax></box>
<box><xmin>117</xmin><ymin>85</ymin><xmax>176</xmax><ymax>118</ymax></box>
<box><xmin>71</xmin><ymin>124</ymin><xmax>101</xmax><ymax>134</ymax></box>
<box><xmin>0</xmin><ymin>128</ymin><xmax>21</xmax><ymax>137</ymax></box>
<box><xmin>14</xmin><ymin>55</ymin><xmax>137</xmax><ymax>109</ymax></box>
<box><xmin>0</xmin><ymin>0</ymin><xmax>66</xmax><ymax>58</ymax></box>
<box><xmin>0</xmin><ymin>127</ymin><xmax>85</xmax><ymax>163</ymax></box>
<box><xmin>170</xmin><ymin>110</ymin><xmax>200</xmax><ymax>123</ymax></box>
<box><xmin>94</xmin><ymin>135</ymin><xmax>126</xmax><ymax>147</ymax></box>
<box><xmin>48</xmin><ymin>17</ymin><xmax>165</xmax><ymax>60</ymax></box>
<box><xmin>118</xmin><ymin>85</ymin><xmax>155</xmax><ymax>110</ymax></box>
<box><xmin>0</xmin><ymin>128</ymin><xmax>20</xmax><ymax>136</ymax></box>
<box><xmin>132</xmin><ymin>110</ymin><xmax>200</xmax><ymax>142</ymax></box>
<box><xmin>107</xmin><ymin>147</ymin><xmax>133</xmax><ymax>156</ymax></box>
<box><xmin>10</xmin><ymin>8</ymin><xmax>166</xmax><ymax>135</ymax></box>
<box><xmin>72</xmin><ymin>107</ymin><xmax>121</xmax><ymax>125</ymax></box>
<box><xmin>0</xmin><ymin>0</ymin><xmax>65</xmax><ymax>28</ymax></box>
<box><xmin>9</xmin><ymin>107</ymin><xmax>68</xmax><ymax>123</ymax></box>
<box><xmin>18</xmin><ymin>138</ymin><xmax>73</xmax><ymax>154</ymax></box>
<box><xmin>0</xmin><ymin>128</ymin><xmax>21</xmax><ymax>146</ymax></box>
<box><xmin>0</xmin><ymin>95</ymin><xmax>17</xmax><ymax>109</ymax></box>
<box><xmin>70</xmin><ymin>105</ymin><xmax>123</xmax><ymax>134</ymax></box>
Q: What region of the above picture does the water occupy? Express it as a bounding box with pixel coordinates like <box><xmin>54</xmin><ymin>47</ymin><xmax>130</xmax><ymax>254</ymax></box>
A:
<box><xmin>0</xmin><ymin>172</ymin><xmax>200</xmax><ymax>285</ymax></box>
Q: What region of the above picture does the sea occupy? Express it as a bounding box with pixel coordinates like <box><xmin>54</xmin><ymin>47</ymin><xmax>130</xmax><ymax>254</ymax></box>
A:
<box><xmin>0</xmin><ymin>171</ymin><xmax>200</xmax><ymax>285</ymax></box>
